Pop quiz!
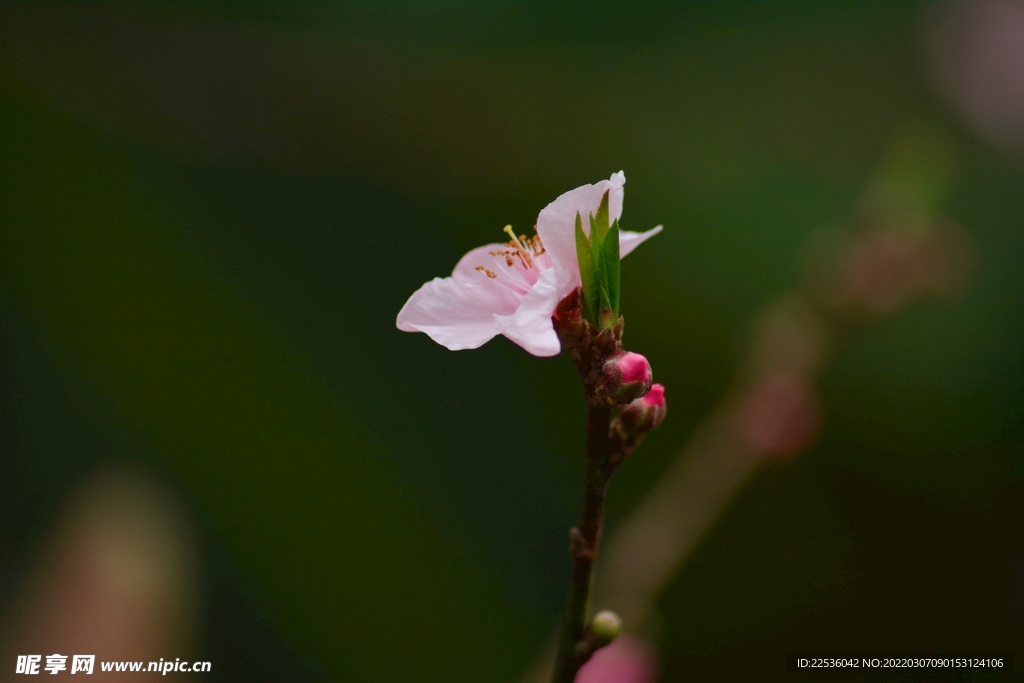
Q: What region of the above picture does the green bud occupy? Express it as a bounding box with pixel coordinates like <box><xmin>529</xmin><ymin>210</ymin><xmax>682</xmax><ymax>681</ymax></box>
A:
<box><xmin>589</xmin><ymin>610</ymin><xmax>622</xmax><ymax>644</ymax></box>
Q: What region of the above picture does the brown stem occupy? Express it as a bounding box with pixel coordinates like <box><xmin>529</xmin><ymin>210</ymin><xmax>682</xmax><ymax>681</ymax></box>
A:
<box><xmin>551</xmin><ymin>404</ymin><xmax>618</xmax><ymax>683</ymax></box>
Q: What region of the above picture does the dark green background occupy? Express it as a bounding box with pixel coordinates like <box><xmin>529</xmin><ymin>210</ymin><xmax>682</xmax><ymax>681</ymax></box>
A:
<box><xmin>1</xmin><ymin>1</ymin><xmax>1022</xmax><ymax>680</ymax></box>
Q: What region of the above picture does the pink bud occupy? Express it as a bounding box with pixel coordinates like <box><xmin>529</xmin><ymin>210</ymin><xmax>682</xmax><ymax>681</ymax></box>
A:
<box><xmin>610</xmin><ymin>384</ymin><xmax>667</xmax><ymax>442</ymax></box>
<box><xmin>602</xmin><ymin>352</ymin><xmax>653</xmax><ymax>404</ymax></box>
<box><xmin>641</xmin><ymin>383</ymin><xmax>665</xmax><ymax>407</ymax></box>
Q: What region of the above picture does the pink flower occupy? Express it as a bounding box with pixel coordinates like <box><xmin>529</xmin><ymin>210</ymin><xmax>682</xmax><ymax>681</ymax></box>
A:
<box><xmin>396</xmin><ymin>172</ymin><xmax>662</xmax><ymax>356</ymax></box>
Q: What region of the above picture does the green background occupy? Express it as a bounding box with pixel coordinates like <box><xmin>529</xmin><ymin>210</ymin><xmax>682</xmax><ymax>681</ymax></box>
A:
<box><xmin>1</xmin><ymin>1</ymin><xmax>1022</xmax><ymax>680</ymax></box>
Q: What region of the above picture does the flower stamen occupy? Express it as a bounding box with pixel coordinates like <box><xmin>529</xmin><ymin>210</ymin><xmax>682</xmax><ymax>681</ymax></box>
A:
<box><xmin>474</xmin><ymin>225</ymin><xmax>548</xmax><ymax>284</ymax></box>
<box><xmin>503</xmin><ymin>225</ymin><xmax>526</xmax><ymax>250</ymax></box>
<box><xmin>489</xmin><ymin>226</ymin><xmax>547</xmax><ymax>270</ymax></box>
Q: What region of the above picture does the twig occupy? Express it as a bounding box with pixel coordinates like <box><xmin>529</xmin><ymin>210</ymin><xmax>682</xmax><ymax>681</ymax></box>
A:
<box><xmin>551</xmin><ymin>405</ymin><xmax>617</xmax><ymax>683</ymax></box>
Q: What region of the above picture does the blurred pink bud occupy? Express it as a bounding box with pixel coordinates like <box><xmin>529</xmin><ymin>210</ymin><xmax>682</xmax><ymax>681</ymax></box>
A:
<box><xmin>2</xmin><ymin>469</ymin><xmax>197</xmax><ymax>666</ymax></box>
<box><xmin>926</xmin><ymin>0</ymin><xmax>1024</xmax><ymax>151</ymax></box>
<box><xmin>602</xmin><ymin>351</ymin><xmax>653</xmax><ymax>404</ymax></box>
<box><xmin>916</xmin><ymin>220</ymin><xmax>976</xmax><ymax>299</ymax></box>
<box><xmin>841</xmin><ymin>231</ymin><xmax>921</xmax><ymax>314</ymax></box>
<box><xmin>738</xmin><ymin>373</ymin><xmax>822</xmax><ymax>458</ymax></box>
<box><xmin>831</xmin><ymin>223</ymin><xmax>974</xmax><ymax>314</ymax></box>
<box><xmin>576</xmin><ymin>636</ymin><xmax>660</xmax><ymax>683</ymax></box>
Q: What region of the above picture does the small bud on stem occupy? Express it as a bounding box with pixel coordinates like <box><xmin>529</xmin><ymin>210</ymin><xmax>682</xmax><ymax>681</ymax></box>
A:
<box><xmin>601</xmin><ymin>351</ymin><xmax>653</xmax><ymax>405</ymax></box>
<box><xmin>564</xmin><ymin>610</ymin><xmax>623</xmax><ymax>673</ymax></box>
<box><xmin>587</xmin><ymin>610</ymin><xmax>622</xmax><ymax>645</ymax></box>
<box><xmin>610</xmin><ymin>384</ymin><xmax>667</xmax><ymax>454</ymax></box>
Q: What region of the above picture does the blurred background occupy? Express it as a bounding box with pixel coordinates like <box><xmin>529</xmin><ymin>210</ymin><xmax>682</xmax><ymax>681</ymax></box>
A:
<box><xmin>1</xmin><ymin>1</ymin><xmax>1022</xmax><ymax>681</ymax></box>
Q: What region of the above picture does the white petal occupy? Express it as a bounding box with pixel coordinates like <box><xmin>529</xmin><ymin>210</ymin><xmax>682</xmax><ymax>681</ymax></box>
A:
<box><xmin>619</xmin><ymin>225</ymin><xmax>663</xmax><ymax>258</ymax></box>
<box><xmin>396</xmin><ymin>275</ymin><xmax>520</xmax><ymax>351</ymax></box>
<box><xmin>493</xmin><ymin>267</ymin><xmax>562</xmax><ymax>357</ymax></box>
<box><xmin>537</xmin><ymin>171</ymin><xmax>627</xmax><ymax>300</ymax></box>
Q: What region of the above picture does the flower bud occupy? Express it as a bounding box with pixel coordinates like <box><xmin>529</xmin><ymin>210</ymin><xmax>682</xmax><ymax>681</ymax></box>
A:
<box><xmin>602</xmin><ymin>351</ymin><xmax>653</xmax><ymax>404</ymax></box>
<box><xmin>574</xmin><ymin>611</ymin><xmax>623</xmax><ymax>669</ymax></box>
<box><xmin>610</xmin><ymin>384</ymin><xmax>667</xmax><ymax>442</ymax></box>
<box><xmin>588</xmin><ymin>610</ymin><xmax>622</xmax><ymax>644</ymax></box>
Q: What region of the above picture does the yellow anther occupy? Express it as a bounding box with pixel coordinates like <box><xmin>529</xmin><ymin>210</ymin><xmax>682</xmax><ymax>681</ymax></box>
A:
<box><xmin>503</xmin><ymin>225</ymin><xmax>526</xmax><ymax>251</ymax></box>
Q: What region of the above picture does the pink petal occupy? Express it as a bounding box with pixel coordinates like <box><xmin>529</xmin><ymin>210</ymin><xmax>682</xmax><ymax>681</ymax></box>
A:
<box><xmin>576</xmin><ymin>636</ymin><xmax>660</xmax><ymax>683</ymax></box>
<box><xmin>452</xmin><ymin>242</ymin><xmax>540</xmax><ymax>295</ymax></box>
<box><xmin>616</xmin><ymin>352</ymin><xmax>651</xmax><ymax>384</ymax></box>
<box><xmin>493</xmin><ymin>267</ymin><xmax>562</xmax><ymax>356</ymax></box>
<box><xmin>619</xmin><ymin>225</ymin><xmax>663</xmax><ymax>258</ymax></box>
<box><xmin>537</xmin><ymin>172</ymin><xmax>627</xmax><ymax>300</ymax></box>
<box><xmin>452</xmin><ymin>243</ymin><xmax>513</xmax><ymax>282</ymax></box>
<box><xmin>641</xmin><ymin>383</ymin><xmax>665</xmax><ymax>407</ymax></box>
<box><xmin>396</xmin><ymin>275</ymin><xmax>520</xmax><ymax>351</ymax></box>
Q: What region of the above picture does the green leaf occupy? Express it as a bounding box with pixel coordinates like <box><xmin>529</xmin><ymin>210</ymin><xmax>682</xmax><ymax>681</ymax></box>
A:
<box><xmin>588</xmin><ymin>213</ymin><xmax>603</xmax><ymax>253</ymax></box>
<box><xmin>598</xmin><ymin>282</ymin><xmax>610</xmax><ymax>323</ymax></box>
<box><xmin>603</xmin><ymin>220</ymin><xmax>621</xmax><ymax>316</ymax></box>
<box><xmin>593</xmin><ymin>189</ymin><xmax>611</xmax><ymax>242</ymax></box>
<box><xmin>579</xmin><ymin>191</ymin><xmax>615</xmax><ymax>326</ymax></box>
<box><xmin>575</xmin><ymin>212</ymin><xmax>597</xmax><ymax>324</ymax></box>
<box><xmin>592</xmin><ymin>225</ymin><xmax>608</xmax><ymax>312</ymax></box>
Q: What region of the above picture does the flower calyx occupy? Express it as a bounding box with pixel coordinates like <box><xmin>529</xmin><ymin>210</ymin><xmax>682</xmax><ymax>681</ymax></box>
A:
<box><xmin>553</xmin><ymin>288</ymin><xmax>626</xmax><ymax>394</ymax></box>
<box><xmin>552</xmin><ymin>288</ymin><xmax>585</xmax><ymax>347</ymax></box>
<box><xmin>610</xmin><ymin>383</ymin><xmax>667</xmax><ymax>453</ymax></box>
